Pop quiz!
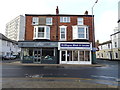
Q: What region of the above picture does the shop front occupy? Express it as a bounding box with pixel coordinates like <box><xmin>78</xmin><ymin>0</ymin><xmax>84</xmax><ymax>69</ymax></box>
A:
<box><xmin>58</xmin><ymin>42</ymin><xmax>92</xmax><ymax>64</ymax></box>
<box><xmin>18</xmin><ymin>41</ymin><xmax>58</xmax><ymax>64</ymax></box>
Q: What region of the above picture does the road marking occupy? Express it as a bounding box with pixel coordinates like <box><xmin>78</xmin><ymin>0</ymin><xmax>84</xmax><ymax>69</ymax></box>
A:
<box><xmin>91</xmin><ymin>75</ymin><xmax>117</xmax><ymax>79</ymax></box>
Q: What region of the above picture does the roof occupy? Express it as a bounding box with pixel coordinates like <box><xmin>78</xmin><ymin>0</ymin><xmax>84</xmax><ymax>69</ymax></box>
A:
<box><xmin>99</xmin><ymin>40</ymin><xmax>111</xmax><ymax>46</ymax></box>
<box><xmin>0</xmin><ymin>33</ymin><xmax>17</xmax><ymax>44</ymax></box>
<box><xmin>25</xmin><ymin>14</ymin><xmax>93</xmax><ymax>17</ymax></box>
<box><xmin>110</xmin><ymin>31</ymin><xmax>120</xmax><ymax>36</ymax></box>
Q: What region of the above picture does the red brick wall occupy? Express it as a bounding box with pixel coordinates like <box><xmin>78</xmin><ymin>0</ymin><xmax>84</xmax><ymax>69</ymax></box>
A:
<box><xmin>25</xmin><ymin>15</ymin><xmax>94</xmax><ymax>42</ymax></box>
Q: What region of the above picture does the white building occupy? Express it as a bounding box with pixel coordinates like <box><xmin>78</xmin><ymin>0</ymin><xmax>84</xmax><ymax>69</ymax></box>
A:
<box><xmin>0</xmin><ymin>33</ymin><xmax>21</xmax><ymax>56</ymax></box>
<box><xmin>5</xmin><ymin>15</ymin><xmax>25</xmax><ymax>41</ymax></box>
<box><xmin>96</xmin><ymin>40</ymin><xmax>112</xmax><ymax>60</ymax></box>
<box><xmin>118</xmin><ymin>1</ymin><xmax>120</xmax><ymax>30</ymax></box>
<box><xmin>110</xmin><ymin>27</ymin><xmax>120</xmax><ymax>60</ymax></box>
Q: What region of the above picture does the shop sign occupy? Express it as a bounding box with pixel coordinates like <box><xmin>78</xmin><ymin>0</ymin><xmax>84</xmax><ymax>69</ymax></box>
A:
<box><xmin>60</xmin><ymin>43</ymin><xmax>90</xmax><ymax>47</ymax></box>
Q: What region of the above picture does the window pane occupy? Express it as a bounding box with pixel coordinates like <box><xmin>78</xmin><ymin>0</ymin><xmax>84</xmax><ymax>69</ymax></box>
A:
<box><xmin>67</xmin><ymin>51</ymin><xmax>72</xmax><ymax>61</ymax></box>
<box><xmin>61</xmin><ymin>34</ymin><xmax>65</xmax><ymax>38</ymax></box>
<box><xmin>61</xmin><ymin>51</ymin><xmax>66</xmax><ymax>61</ymax></box>
<box><xmin>46</xmin><ymin>18</ymin><xmax>52</xmax><ymax>25</ymax></box>
<box><xmin>38</xmin><ymin>27</ymin><xmax>44</xmax><ymax>32</ymax></box>
<box><xmin>79</xmin><ymin>51</ymin><xmax>84</xmax><ymax>61</ymax></box>
<box><xmin>73</xmin><ymin>51</ymin><xmax>78</xmax><ymax>61</ymax></box>
<box><xmin>78</xmin><ymin>34</ymin><xmax>84</xmax><ymax>38</ymax></box>
<box><xmin>85</xmin><ymin>51</ymin><xmax>90</xmax><ymax>61</ymax></box>
<box><xmin>78</xmin><ymin>28</ymin><xmax>84</xmax><ymax>33</ymax></box>
<box><xmin>78</xmin><ymin>18</ymin><xmax>83</xmax><ymax>25</ymax></box>
<box><xmin>32</xmin><ymin>17</ymin><xmax>39</xmax><ymax>25</ymax></box>
<box><xmin>42</xmin><ymin>49</ymin><xmax>54</xmax><ymax>60</ymax></box>
<box><xmin>61</xmin><ymin>28</ymin><xmax>65</xmax><ymax>33</ymax></box>
<box><xmin>46</xmin><ymin>27</ymin><xmax>50</xmax><ymax>38</ymax></box>
<box><xmin>38</xmin><ymin>33</ymin><xmax>44</xmax><ymax>37</ymax></box>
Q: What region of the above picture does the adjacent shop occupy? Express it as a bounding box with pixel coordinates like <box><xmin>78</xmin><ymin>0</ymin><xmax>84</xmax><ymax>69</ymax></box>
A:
<box><xmin>58</xmin><ymin>42</ymin><xmax>92</xmax><ymax>64</ymax></box>
<box><xmin>18</xmin><ymin>41</ymin><xmax>58</xmax><ymax>64</ymax></box>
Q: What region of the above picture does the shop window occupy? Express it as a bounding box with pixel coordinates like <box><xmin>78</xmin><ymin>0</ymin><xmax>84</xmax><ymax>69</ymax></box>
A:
<box><xmin>67</xmin><ymin>51</ymin><xmax>72</xmax><ymax>61</ymax></box>
<box><xmin>42</xmin><ymin>49</ymin><xmax>54</xmax><ymax>60</ymax></box>
<box><xmin>61</xmin><ymin>51</ymin><xmax>66</xmax><ymax>61</ymax></box>
<box><xmin>73</xmin><ymin>51</ymin><xmax>78</xmax><ymax>61</ymax></box>
<box><xmin>85</xmin><ymin>51</ymin><xmax>90</xmax><ymax>61</ymax></box>
<box><xmin>79</xmin><ymin>51</ymin><xmax>84</xmax><ymax>61</ymax></box>
<box><xmin>23</xmin><ymin>48</ymin><xmax>33</xmax><ymax>61</ymax></box>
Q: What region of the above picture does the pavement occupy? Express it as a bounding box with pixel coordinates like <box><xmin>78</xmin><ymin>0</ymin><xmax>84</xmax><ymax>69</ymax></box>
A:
<box><xmin>2</xmin><ymin>60</ymin><xmax>107</xmax><ymax>67</ymax></box>
<box><xmin>2</xmin><ymin>78</ymin><xmax>118</xmax><ymax>88</ymax></box>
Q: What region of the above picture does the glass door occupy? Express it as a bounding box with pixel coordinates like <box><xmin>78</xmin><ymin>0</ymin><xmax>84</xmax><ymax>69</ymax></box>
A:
<box><xmin>34</xmin><ymin>49</ymin><xmax>41</xmax><ymax>63</ymax></box>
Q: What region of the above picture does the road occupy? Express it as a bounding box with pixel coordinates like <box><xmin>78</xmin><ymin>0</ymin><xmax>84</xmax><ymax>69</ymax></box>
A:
<box><xmin>1</xmin><ymin>59</ymin><xmax>120</xmax><ymax>87</ymax></box>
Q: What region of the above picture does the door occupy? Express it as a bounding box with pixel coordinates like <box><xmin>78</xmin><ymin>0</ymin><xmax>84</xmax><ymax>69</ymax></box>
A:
<box><xmin>34</xmin><ymin>49</ymin><xmax>41</xmax><ymax>63</ymax></box>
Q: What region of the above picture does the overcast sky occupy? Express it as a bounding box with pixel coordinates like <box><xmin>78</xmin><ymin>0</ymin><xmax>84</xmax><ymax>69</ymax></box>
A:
<box><xmin>0</xmin><ymin>0</ymin><xmax>119</xmax><ymax>43</ymax></box>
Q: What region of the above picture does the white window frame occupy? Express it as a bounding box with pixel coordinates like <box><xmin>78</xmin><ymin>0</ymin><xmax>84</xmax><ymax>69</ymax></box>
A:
<box><xmin>77</xmin><ymin>17</ymin><xmax>84</xmax><ymax>25</ymax></box>
<box><xmin>32</xmin><ymin>17</ymin><xmax>39</xmax><ymax>25</ymax></box>
<box><xmin>72</xmin><ymin>26</ymin><xmax>89</xmax><ymax>40</ymax></box>
<box><xmin>46</xmin><ymin>17</ymin><xmax>52</xmax><ymax>25</ymax></box>
<box><xmin>59</xmin><ymin>26</ymin><xmax>67</xmax><ymax>41</ymax></box>
<box><xmin>60</xmin><ymin>17</ymin><xmax>70</xmax><ymax>23</ymax></box>
<box><xmin>33</xmin><ymin>26</ymin><xmax>50</xmax><ymax>40</ymax></box>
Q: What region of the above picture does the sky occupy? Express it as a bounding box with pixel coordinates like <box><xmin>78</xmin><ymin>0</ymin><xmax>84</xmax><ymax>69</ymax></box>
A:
<box><xmin>0</xmin><ymin>0</ymin><xmax>119</xmax><ymax>43</ymax></box>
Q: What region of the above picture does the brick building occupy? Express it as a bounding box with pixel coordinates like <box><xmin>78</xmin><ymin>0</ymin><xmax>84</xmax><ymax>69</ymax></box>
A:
<box><xmin>18</xmin><ymin>7</ymin><xmax>95</xmax><ymax>64</ymax></box>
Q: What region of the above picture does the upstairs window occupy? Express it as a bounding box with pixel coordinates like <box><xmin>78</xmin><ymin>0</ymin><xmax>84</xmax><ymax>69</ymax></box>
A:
<box><xmin>32</xmin><ymin>17</ymin><xmax>39</xmax><ymax>25</ymax></box>
<box><xmin>60</xmin><ymin>26</ymin><xmax>67</xmax><ymax>40</ymax></box>
<box><xmin>78</xmin><ymin>18</ymin><xmax>83</xmax><ymax>25</ymax></box>
<box><xmin>115</xmin><ymin>42</ymin><xmax>117</xmax><ymax>48</ymax></box>
<box><xmin>33</xmin><ymin>26</ymin><xmax>50</xmax><ymax>40</ymax></box>
<box><xmin>72</xmin><ymin>26</ymin><xmax>88</xmax><ymax>40</ymax></box>
<box><xmin>60</xmin><ymin>17</ymin><xmax>70</xmax><ymax>23</ymax></box>
<box><xmin>38</xmin><ymin>27</ymin><xmax>44</xmax><ymax>38</ymax></box>
<box><xmin>78</xmin><ymin>27</ymin><xmax>84</xmax><ymax>38</ymax></box>
<box><xmin>46</xmin><ymin>17</ymin><xmax>52</xmax><ymax>25</ymax></box>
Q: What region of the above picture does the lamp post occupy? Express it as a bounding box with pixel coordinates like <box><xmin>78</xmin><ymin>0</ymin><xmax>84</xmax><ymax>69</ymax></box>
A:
<box><xmin>92</xmin><ymin>0</ymin><xmax>98</xmax><ymax>64</ymax></box>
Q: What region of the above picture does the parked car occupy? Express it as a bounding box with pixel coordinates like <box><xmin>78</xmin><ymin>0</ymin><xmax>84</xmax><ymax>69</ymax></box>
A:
<box><xmin>3</xmin><ymin>55</ymin><xmax>16</xmax><ymax>60</ymax></box>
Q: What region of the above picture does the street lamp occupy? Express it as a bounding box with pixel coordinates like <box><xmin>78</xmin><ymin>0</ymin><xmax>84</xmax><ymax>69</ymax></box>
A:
<box><xmin>92</xmin><ymin>0</ymin><xmax>98</xmax><ymax>64</ymax></box>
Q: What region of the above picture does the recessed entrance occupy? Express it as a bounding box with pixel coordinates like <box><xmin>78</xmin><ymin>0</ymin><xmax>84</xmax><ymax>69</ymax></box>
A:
<box><xmin>34</xmin><ymin>49</ymin><xmax>41</xmax><ymax>63</ymax></box>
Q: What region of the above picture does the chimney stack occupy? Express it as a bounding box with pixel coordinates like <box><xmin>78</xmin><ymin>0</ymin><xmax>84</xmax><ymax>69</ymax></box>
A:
<box><xmin>84</xmin><ymin>10</ymin><xmax>88</xmax><ymax>15</ymax></box>
<box><xmin>56</xmin><ymin>6</ymin><xmax>59</xmax><ymax>15</ymax></box>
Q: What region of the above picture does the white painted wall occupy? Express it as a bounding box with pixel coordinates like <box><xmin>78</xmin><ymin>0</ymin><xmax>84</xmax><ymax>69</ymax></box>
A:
<box><xmin>0</xmin><ymin>39</ymin><xmax>21</xmax><ymax>56</ymax></box>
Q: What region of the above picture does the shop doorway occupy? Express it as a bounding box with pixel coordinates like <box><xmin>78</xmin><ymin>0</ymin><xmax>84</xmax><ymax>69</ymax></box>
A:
<box><xmin>34</xmin><ymin>49</ymin><xmax>42</xmax><ymax>63</ymax></box>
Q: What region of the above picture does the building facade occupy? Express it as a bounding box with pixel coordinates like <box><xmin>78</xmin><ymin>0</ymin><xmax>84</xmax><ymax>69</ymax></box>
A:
<box><xmin>110</xmin><ymin>28</ymin><xmax>120</xmax><ymax>60</ymax></box>
<box><xmin>96</xmin><ymin>41</ymin><xmax>112</xmax><ymax>60</ymax></box>
<box><xmin>0</xmin><ymin>33</ymin><xmax>21</xmax><ymax>57</ymax></box>
<box><xmin>5</xmin><ymin>15</ymin><xmax>25</xmax><ymax>41</ymax></box>
<box><xmin>18</xmin><ymin>10</ymin><xmax>95</xmax><ymax>64</ymax></box>
<box><xmin>118</xmin><ymin>1</ymin><xmax>120</xmax><ymax>29</ymax></box>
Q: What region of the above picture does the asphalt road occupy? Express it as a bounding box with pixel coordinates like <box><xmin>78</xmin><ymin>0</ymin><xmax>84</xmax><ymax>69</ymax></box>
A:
<box><xmin>1</xmin><ymin>59</ymin><xmax>120</xmax><ymax>86</ymax></box>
